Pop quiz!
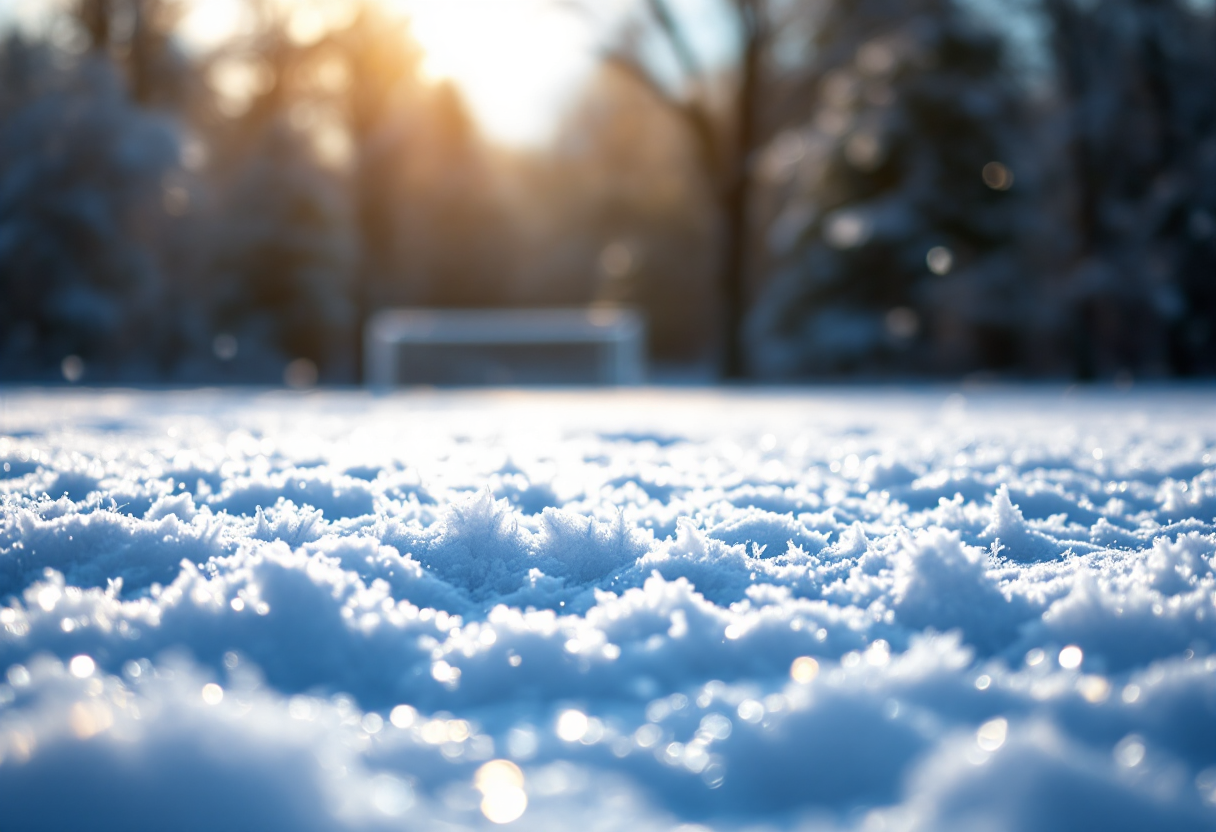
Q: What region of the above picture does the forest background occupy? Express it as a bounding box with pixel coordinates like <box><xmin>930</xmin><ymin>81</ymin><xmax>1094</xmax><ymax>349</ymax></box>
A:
<box><xmin>0</xmin><ymin>0</ymin><xmax>1213</xmax><ymax>384</ymax></box>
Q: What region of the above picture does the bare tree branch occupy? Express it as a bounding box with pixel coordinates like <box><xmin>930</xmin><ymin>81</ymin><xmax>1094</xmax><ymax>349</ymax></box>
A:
<box><xmin>600</xmin><ymin>50</ymin><xmax>720</xmax><ymax>182</ymax></box>
<box><xmin>587</xmin><ymin>0</ymin><xmax>773</xmax><ymax>377</ymax></box>
<box><xmin>645</xmin><ymin>0</ymin><xmax>707</xmax><ymax>88</ymax></box>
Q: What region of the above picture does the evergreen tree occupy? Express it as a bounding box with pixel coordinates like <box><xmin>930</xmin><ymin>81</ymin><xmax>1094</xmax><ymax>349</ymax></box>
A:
<box><xmin>0</xmin><ymin>35</ymin><xmax>190</xmax><ymax>381</ymax></box>
<box><xmin>1044</xmin><ymin>0</ymin><xmax>1216</xmax><ymax>377</ymax></box>
<box><xmin>73</xmin><ymin>0</ymin><xmax>193</xmax><ymax>107</ymax></box>
<box><xmin>747</xmin><ymin>0</ymin><xmax>1040</xmax><ymax>377</ymax></box>
<box><xmin>207</xmin><ymin>124</ymin><xmax>357</xmax><ymax>382</ymax></box>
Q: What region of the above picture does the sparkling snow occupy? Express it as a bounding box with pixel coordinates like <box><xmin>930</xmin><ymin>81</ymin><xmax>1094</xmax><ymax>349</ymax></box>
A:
<box><xmin>1</xmin><ymin>387</ymin><xmax>1215</xmax><ymax>831</ymax></box>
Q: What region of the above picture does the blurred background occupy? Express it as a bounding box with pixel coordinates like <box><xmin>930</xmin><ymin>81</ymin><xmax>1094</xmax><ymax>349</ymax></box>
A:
<box><xmin>0</xmin><ymin>0</ymin><xmax>1213</xmax><ymax>385</ymax></box>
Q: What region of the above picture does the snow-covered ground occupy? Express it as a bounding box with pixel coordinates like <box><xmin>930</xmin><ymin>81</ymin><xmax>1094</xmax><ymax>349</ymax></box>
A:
<box><xmin>1</xmin><ymin>387</ymin><xmax>1215</xmax><ymax>831</ymax></box>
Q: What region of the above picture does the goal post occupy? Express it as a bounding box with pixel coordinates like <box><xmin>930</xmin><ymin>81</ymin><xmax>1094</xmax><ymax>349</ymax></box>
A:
<box><xmin>364</xmin><ymin>308</ymin><xmax>646</xmax><ymax>386</ymax></box>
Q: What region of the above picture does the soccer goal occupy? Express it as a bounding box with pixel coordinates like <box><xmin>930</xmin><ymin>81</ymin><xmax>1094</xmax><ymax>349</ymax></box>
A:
<box><xmin>364</xmin><ymin>307</ymin><xmax>646</xmax><ymax>386</ymax></box>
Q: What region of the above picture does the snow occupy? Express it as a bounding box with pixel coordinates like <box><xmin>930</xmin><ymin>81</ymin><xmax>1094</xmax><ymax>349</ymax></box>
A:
<box><xmin>1</xmin><ymin>386</ymin><xmax>1215</xmax><ymax>830</ymax></box>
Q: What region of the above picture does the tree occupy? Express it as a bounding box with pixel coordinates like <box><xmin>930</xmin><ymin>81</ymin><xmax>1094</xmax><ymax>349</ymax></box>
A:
<box><xmin>507</xmin><ymin>62</ymin><xmax>719</xmax><ymax>360</ymax></box>
<box><xmin>208</xmin><ymin>1</ymin><xmax>513</xmax><ymax>379</ymax></box>
<box><xmin>1044</xmin><ymin>0</ymin><xmax>1216</xmax><ymax>378</ymax></box>
<box><xmin>73</xmin><ymin>0</ymin><xmax>192</xmax><ymax>106</ymax></box>
<box><xmin>744</xmin><ymin>0</ymin><xmax>1042</xmax><ymax>377</ymax></box>
<box><xmin>599</xmin><ymin>0</ymin><xmax>776</xmax><ymax>379</ymax></box>
<box><xmin>207</xmin><ymin>124</ymin><xmax>357</xmax><ymax>381</ymax></box>
<box><xmin>0</xmin><ymin>34</ymin><xmax>190</xmax><ymax>381</ymax></box>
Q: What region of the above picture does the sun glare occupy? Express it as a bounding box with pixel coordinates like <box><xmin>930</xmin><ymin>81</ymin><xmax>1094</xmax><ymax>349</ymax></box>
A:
<box><xmin>178</xmin><ymin>0</ymin><xmax>253</xmax><ymax>53</ymax></box>
<box><xmin>400</xmin><ymin>0</ymin><xmax>595</xmax><ymax>145</ymax></box>
<box><xmin>176</xmin><ymin>0</ymin><xmax>598</xmax><ymax>146</ymax></box>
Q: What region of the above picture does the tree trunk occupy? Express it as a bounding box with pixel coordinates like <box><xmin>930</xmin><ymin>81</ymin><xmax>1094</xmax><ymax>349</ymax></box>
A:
<box><xmin>77</xmin><ymin>0</ymin><xmax>112</xmax><ymax>52</ymax></box>
<box><xmin>717</xmin><ymin>171</ymin><xmax>749</xmax><ymax>379</ymax></box>
<box><xmin>716</xmin><ymin>1</ymin><xmax>764</xmax><ymax>380</ymax></box>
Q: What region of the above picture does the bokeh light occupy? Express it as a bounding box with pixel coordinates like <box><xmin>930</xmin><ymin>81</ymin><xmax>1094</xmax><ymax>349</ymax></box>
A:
<box><xmin>68</xmin><ymin>655</ymin><xmax>95</xmax><ymax>679</ymax></box>
<box><xmin>1058</xmin><ymin>645</ymin><xmax>1083</xmax><ymax>670</ymax></box>
<box><xmin>790</xmin><ymin>655</ymin><xmax>820</xmax><ymax>683</ymax></box>
<box><xmin>474</xmin><ymin>759</ymin><xmax>528</xmax><ymax>824</ymax></box>
<box><xmin>555</xmin><ymin>709</ymin><xmax>589</xmax><ymax>742</ymax></box>
<box><xmin>982</xmin><ymin>161</ymin><xmax>1014</xmax><ymax>190</ymax></box>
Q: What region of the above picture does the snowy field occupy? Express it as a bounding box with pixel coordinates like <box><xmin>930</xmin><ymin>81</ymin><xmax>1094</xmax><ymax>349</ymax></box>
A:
<box><xmin>1</xmin><ymin>386</ymin><xmax>1215</xmax><ymax>831</ymax></box>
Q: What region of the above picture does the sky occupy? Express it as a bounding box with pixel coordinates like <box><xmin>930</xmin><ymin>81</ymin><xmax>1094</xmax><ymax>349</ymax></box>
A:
<box><xmin>391</xmin><ymin>0</ymin><xmax>604</xmax><ymax>145</ymax></box>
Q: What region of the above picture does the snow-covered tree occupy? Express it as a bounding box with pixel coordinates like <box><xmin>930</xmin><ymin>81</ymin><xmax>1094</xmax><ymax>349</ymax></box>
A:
<box><xmin>1044</xmin><ymin>0</ymin><xmax>1216</xmax><ymax>378</ymax></box>
<box><xmin>746</xmin><ymin>0</ymin><xmax>1041</xmax><ymax>377</ymax></box>
<box><xmin>0</xmin><ymin>36</ymin><xmax>191</xmax><ymax>381</ymax></box>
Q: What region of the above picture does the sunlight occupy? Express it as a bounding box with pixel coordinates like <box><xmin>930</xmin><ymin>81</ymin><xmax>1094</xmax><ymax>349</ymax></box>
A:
<box><xmin>176</xmin><ymin>0</ymin><xmax>599</xmax><ymax>146</ymax></box>
<box><xmin>177</xmin><ymin>0</ymin><xmax>253</xmax><ymax>53</ymax></box>
<box><xmin>398</xmin><ymin>0</ymin><xmax>597</xmax><ymax>145</ymax></box>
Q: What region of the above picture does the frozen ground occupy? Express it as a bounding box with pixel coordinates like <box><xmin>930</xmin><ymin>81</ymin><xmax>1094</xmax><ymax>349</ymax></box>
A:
<box><xmin>1</xmin><ymin>386</ymin><xmax>1215</xmax><ymax>831</ymax></box>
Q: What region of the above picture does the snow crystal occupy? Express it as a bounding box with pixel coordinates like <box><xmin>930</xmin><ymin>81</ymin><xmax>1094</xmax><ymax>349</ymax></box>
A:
<box><xmin>0</xmin><ymin>387</ymin><xmax>1214</xmax><ymax>830</ymax></box>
